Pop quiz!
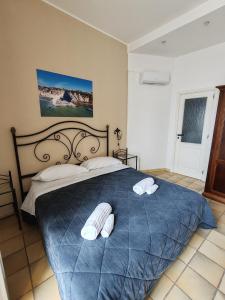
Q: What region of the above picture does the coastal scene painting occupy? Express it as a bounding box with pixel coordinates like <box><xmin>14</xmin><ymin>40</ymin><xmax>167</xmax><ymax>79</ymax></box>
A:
<box><xmin>36</xmin><ymin>69</ymin><xmax>93</xmax><ymax>117</ymax></box>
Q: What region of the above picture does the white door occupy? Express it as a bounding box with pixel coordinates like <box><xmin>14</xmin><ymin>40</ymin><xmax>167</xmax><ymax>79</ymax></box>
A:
<box><xmin>174</xmin><ymin>89</ymin><xmax>218</xmax><ymax>180</ymax></box>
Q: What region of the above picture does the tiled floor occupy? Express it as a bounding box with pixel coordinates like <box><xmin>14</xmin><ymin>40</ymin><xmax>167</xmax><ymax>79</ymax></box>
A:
<box><xmin>0</xmin><ymin>216</ymin><xmax>59</xmax><ymax>300</ymax></box>
<box><xmin>146</xmin><ymin>170</ymin><xmax>225</xmax><ymax>300</ymax></box>
<box><xmin>0</xmin><ymin>170</ymin><xmax>225</xmax><ymax>300</ymax></box>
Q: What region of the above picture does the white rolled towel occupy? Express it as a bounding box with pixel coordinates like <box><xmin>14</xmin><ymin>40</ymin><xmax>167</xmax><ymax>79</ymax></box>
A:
<box><xmin>101</xmin><ymin>214</ymin><xmax>114</xmax><ymax>238</ymax></box>
<box><xmin>133</xmin><ymin>177</ymin><xmax>154</xmax><ymax>195</ymax></box>
<box><xmin>81</xmin><ymin>203</ymin><xmax>112</xmax><ymax>240</ymax></box>
<box><xmin>146</xmin><ymin>184</ymin><xmax>159</xmax><ymax>195</ymax></box>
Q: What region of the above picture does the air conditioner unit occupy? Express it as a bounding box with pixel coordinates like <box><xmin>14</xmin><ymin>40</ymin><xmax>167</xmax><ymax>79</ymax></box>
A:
<box><xmin>140</xmin><ymin>71</ymin><xmax>170</xmax><ymax>85</ymax></box>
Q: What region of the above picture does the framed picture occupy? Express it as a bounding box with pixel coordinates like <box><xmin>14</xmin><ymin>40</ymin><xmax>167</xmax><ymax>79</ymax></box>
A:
<box><xmin>36</xmin><ymin>69</ymin><xmax>93</xmax><ymax>117</ymax></box>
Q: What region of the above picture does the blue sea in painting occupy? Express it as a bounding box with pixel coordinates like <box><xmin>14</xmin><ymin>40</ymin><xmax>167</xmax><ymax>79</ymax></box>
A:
<box><xmin>36</xmin><ymin>69</ymin><xmax>93</xmax><ymax>117</ymax></box>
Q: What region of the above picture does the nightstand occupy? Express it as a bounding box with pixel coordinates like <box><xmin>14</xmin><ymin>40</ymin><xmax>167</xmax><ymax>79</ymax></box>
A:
<box><xmin>113</xmin><ymin>148</ymin><xmax>138</xmax><ymax>170</ymax></box>
<box><xmin>0</xmin><ymin>171</ymin><xmax>22</xmax><ymax>229</ymax></box>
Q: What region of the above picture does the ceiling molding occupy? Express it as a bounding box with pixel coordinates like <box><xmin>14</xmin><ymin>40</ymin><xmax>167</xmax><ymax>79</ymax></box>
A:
<box><xmin>128</xmin><ymin>0</ymin><xmax>225</xmax><ymax>53</ymax></box>
<box><xmin>42</xmin><ymin>0</ymin><xmax>127</xmax><ymax>45</ymax></box>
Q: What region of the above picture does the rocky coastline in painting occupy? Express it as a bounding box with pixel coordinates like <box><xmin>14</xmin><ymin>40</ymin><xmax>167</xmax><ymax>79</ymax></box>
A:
<box><xmin>39</xmin><ymin>86</ymin><xmax>93</xmax><ymax>108</ymax></box>
<box><xmin>39</xmin><ymin>86</ymin><xmax>93</xmax><ymax>117</ymax></box>
<box><xmin>37</xmin><ymin>69</ymin><xmax>93</xmax><ymax>117</ymax></box>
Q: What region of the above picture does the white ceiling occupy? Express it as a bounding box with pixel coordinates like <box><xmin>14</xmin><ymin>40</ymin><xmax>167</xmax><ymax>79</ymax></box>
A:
<box><xmin>43</xmin><ymin>0</ymin><xmax>225</xmax><ymax>57</ymax></box>
<box><xmin>43</xmin><ymin>0</ymin><xmax>207</xmax><ymax>43</ymax></box>
<box><xmin>133</xmin><ymin>5</ymin><xmax>225</xmax><ymax>57</ymax></box>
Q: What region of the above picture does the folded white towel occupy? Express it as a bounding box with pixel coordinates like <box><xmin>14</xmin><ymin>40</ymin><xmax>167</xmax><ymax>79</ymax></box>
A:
<box><xmin>101</xmin><ymin>214</ymin><xmax>114</xmax><ymax>238</ymax></box>
<box><xmin>133</xmin><ymin>177</ymin><xmax>154</xmax><ymax>195</ymax></box>
<box><xmin>146</xmin><ymin>184</ymin><xmax>159</xmax><ymax>195</ymax></box>
<box><xmin>81</xmin><ymin>203</ymin><xmax>112</xmax><ymax>240</ymax></box>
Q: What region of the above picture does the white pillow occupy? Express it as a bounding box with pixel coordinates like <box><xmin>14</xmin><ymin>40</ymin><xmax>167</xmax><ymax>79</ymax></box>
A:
<box><xmin>81</xmin><ymin>156</ymin><xmax>122</xmax><ymax>171</ymax></box>
<box><xmin>32</xmin><ymin>164</ymin><xmax>88</xmax><ymax>182</ymax></box>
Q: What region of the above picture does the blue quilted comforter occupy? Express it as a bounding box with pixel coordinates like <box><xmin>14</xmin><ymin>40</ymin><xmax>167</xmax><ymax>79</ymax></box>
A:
<box><xmin>36</xmin><ymin>168</ymin><xmax>216</xmax><ymax>300</ymax></box>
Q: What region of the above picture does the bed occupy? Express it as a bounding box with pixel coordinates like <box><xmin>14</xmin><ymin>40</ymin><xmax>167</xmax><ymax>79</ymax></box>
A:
<box><xmin>11</xmin><ymin>121</ymin><xmax>216</xmax><ymax>300</ymax></box>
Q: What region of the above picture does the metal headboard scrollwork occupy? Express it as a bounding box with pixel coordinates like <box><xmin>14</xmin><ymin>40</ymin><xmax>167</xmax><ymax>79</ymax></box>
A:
<box><xmin>11</xmin><ymin>121</ymin><xmax>109</xmax><ymax>201</ymax></box>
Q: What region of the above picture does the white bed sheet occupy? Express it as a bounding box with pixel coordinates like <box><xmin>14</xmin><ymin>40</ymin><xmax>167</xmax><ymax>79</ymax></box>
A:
<box><xmin>21</xmin><ymin>164</ymin><xmax>128</xmax><ymax>216</ymax></box>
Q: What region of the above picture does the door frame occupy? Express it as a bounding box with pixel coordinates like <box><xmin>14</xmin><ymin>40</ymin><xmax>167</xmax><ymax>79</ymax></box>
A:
<box><xmin>0</xmin><ymin>253</ymin><xmax>9</xmax><ymax>300</ymax></box>
<box><xmin>172</xmin><ymin>87</ymin><xmax>219</xmax><ymax>181</ymax></box>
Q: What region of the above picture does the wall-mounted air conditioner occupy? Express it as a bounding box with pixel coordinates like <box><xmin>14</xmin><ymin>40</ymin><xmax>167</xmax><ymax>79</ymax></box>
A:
<box><xmin>140</xmin><ymin>71</ymin><xmax>170</xmax><ymax>85</ymax></box>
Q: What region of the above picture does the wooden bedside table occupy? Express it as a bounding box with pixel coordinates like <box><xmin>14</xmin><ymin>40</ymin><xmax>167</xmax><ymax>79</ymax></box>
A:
<box><xmin>113</xmin><ymin>148</ymin><xmax>138</xmax><ymax>170</ymax></box>
<box><xmin>0</xmin><ymin>171</ymin><xmax>22</xmax><ymax>229</ymax></box>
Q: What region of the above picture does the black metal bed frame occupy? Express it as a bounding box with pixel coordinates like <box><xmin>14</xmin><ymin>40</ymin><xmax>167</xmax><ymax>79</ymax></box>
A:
<box><xmin>0</xmin><ymin>171</ymin><xmax>22</xmax><ymax>228</ymax></box>
<box><xmin>11</xmin><ymin>121</ymin><xmax>109</xmax><ymax>201</ymax></box>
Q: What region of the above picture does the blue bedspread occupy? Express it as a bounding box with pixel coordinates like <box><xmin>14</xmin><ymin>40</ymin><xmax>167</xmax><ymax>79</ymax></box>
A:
<box><xmin>35</xmin><ymin>168</ymin><xmax>216</xmax><ymax>300</ymax></box>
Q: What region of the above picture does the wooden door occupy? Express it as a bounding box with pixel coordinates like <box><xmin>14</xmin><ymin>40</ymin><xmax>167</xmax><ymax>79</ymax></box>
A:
<box><xmin>203</xmin><ymin>85</ymin><xmax>225</xmax><ymax>204</ymax></box>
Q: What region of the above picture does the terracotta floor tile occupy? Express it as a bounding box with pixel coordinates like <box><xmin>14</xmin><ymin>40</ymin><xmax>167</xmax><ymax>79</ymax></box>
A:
<box><xmin>0</xmin><ymin>234</ymin><xmax>24</xmax><ymax>258</ymax></box>
<box><xmin>34</xmin><ymin>276</ymin><xmax>60</xmax><ymax>300</ymax></box>
<box><xmin>219</xmin><ymin>274</ymin><xmax>225</xmax><ymax>294</ymax></box>
<box><xmin>179</xmin><ymin>245</ymin><xmax>196</xmax><ymax>264</ymax></box>
<box><xmin>22</xmin><ymin>222</ymin><xmax>38</xmax><ymax>234</ymax></box>
<box><xmin>0</xmin><ymin>215</ymin><xmax>18</xmax><ymax>230</ymax></box>
<box><xmin>211</xmin><ymin>207</ymin><xmax>225</xmax><ymax>219</ymax></box>
<box><xmin>30</xmin><ymin>256</ymin><xmax>53</xmax><ymax>287</ymax></box>
<box><xmin>150</xmin><ymin>275</ymin><xmax>173</xmax><ymax>300</ymax></box>
<box><xmin>189</xmin><ymin>252</ymin><xmax>224</xmax><ymax>287</ymax></box>
<box><xmin>177</xmin><ymin>266</ymin><xmax>216</xmax><ymax>300</ymax></box>
<box><xmin>176</xmin><ymin>180</ymin><xmax>190</xmax><ymax>187</ymax></box>
<box><xmin>19</xmin><ymin>291</ymin><xmax>34</xmax><ymax>300</ymax></box>
<box><xmin>178</xmin><ymin>177</ymin><xmax>195</xmax><ymax>185</ymax></box>
<box><xmin>165</xmin><ymin>285</ymin><xmax>190</xmax><ymax>300</ymax></box>
<box><xmin>218</xmin><ymin>214</ymin><xmax>225</xmax><ymax>224</ymax></box>
<box><xmin>207</xmin><ymin>230</ymin><xmax>225</xmax><ymax>251</ymax></box>
<box><xmin>199</xmin><ymin>240</ymin><xmax>225</xmax><ymax>268</ymax></box>
<box><xmin>209</xmin><ymin>200</ymin><xmax>225</xmax><ymax>213</ymax></box>
<box><xmin>188</xmin><ymin>184</ymin><xmax>204</xmax><ymax>192</ymax></box>
<box><xmin>3</xmin><ymin>248</ymin><xmax>28</xmax><ymax>276</ymax></box>
<box><xmin>214</xmin><ymin>290</ymin><xmax>225</xmax><ymax>300</ymax></box>
<box><xmin>165</xmin><ymin>259</ymin><xmax>186</xmax><ymax>282</ymax></box>
<box><xmin>157</xmin><ymin>173</ymin><xmax>171</xmax><ymax>179</ymax></box>
<box><xmin>0</xmin><ymin>222</ymin><xmax>21</xmax><ymax>243</ymax></box>
<box><xmin>188</xmin><ymin>233</ymin><xmax>204</xmax><ymax>249</ymax></box>
<box><xmin>7</xmin><ymin>267</ymin><xmax>32</xmax><ymax>300</ymax></box>
<box><xmin>196</xmin><ymin>227</ymin><xmax>211</xmax><ymax>239</ymax></box>
<box><xmin>217</xmin><ymin>223</ymin><xmax>225</xmax><ymax>235</ymax></box>
<box><xmin>167</xmin><ymin>176</ymin><xmax>184</xmax><ymax>183</ymax></box>
<box><xmin>26</xmin><ymin>240</ymin><xmax>45</xmax><ymax>264</ymax></box>
<box><xmin>24</xmin><ymin>227</ymin><xmax>42</xmax><ymax>246</ymax></box>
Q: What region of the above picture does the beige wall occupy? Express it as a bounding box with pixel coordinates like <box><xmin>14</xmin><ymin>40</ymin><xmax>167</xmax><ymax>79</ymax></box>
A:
<box><xmin>0</xmin><ymin>0</ymin><xmax>128</xmax><ymax>212</ymax></box>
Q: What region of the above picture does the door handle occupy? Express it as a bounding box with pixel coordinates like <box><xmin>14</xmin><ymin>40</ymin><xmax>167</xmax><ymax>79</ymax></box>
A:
<box><xmin>177</xmin><ymin>133</ymin><xmax>184</xmax><ymax>139</ymax></box>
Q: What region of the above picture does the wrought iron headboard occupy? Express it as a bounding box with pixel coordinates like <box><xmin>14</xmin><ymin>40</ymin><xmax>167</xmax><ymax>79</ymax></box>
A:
<box><xmin>11</xmin><ymin>121</ymin><xmax>109</xmax><ymax>201</ymax></box>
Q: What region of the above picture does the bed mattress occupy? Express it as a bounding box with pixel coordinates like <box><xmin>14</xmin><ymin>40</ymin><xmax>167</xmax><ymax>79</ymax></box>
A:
<box><xmin>35</xmin><ymin>167</ymin><xmax>216</xmax><ymax>300</ymax></box>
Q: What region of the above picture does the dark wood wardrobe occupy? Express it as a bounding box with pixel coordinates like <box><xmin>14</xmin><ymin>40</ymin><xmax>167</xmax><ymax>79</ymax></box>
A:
<box><xmin>203</xmin><ymin>85</ymin><xmax>225</xmax><ymax>204</ymax></box>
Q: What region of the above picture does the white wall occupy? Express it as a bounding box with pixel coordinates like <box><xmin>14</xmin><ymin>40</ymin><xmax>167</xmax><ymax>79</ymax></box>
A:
<box><xmin>128</xmin><ymin>42</ymin><xmax>225</xmax><ymax>172</ymax></box>
<box><xmin>127</xmin><ymin>54</ymin><xmax>174</xmax><ymax>170</ymax></box>
<box><xmin>0</xmin><ymin>253</ymin><xmax>9</xmax><ymax>300</ymax></box>
<box><xmin>167</xmin><ymin>42</ymin><xmax>225</xmax><ymax>170</ymax></box>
